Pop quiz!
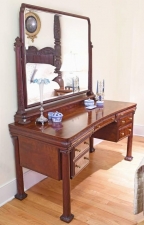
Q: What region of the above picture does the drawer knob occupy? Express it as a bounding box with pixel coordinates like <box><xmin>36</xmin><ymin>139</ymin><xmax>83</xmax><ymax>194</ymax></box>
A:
<box><xmin>75</xmin><ymin>148</ymin><xmax>81</xmax><ymax>152</ymax></box>
<box><xmin>84</xmin><ymin>156</ymin><xmax>89</xmax><ymax>160</ymax></box>
<box><xmin>75</xmin><ymin>165</ymin><xmax>81</xmax><ymax>168</ymax></box>
<box><xmin>122</xmin><ymin>120</ymin><xmax>125</xmax><ymax>123</ymax></box>
<box><xmin>121</xmin><ymin>132</ymin><xmax>124</xmax><ymax>136</ymax></box>
<box><xmin>129</xmin><ymin>117</ymin><xmax>132</xmax><ymax>120</ymax></box>
<box><xmin>128</xmin><ymin>129</ymin><xmax>131</xmax><ymax>132</ymax></box>
<box><xmin>84</xmin><ymin>141</ymin><xmax>89</xmax><ymax>145</ymax></box>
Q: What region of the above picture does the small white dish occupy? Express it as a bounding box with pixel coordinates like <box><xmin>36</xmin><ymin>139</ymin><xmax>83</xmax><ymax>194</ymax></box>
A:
<box><xmin>86</xmin><ymin>105</ymin><xmax>97</xmax><ymax>110</ymax></box>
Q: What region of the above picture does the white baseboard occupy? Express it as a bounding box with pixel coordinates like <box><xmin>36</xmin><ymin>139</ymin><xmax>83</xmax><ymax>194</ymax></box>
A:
<box><xmin>133</xmin><ymin>124</ymin><xmax>144</xmax><ymax>137</ymax></box>
<box><xmin>0</xmin><ymin>124</ymin><xmax>143</xmax><ymax>207</ymax></box>
<box><xmin>0</xmin><ymin>170</ymin><xmax>47</xmax><ymax>207</ymax></box>
<box><xmin>0</xmin><ymin>179</ymin><xmax>17</xmax><ymax>207</ymax></box>
<box><xmin>94</xmin><ymin>138</ymin><xmax>103</xmax><ymax>145</ymax></box>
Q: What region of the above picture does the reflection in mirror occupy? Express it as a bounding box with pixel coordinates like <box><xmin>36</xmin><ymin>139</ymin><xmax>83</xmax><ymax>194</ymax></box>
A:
<box><xmin>61</xmin><ymin>15</ymin><xmax>88</xmax><ymax>92</ymax></box>
<box><xmin>24</xmin><ymin>8</ymin><xmax>89</xmax><ymax>107</ymax></box>
<box><xmin>25</xmin><ymin>12</ymin><xmax>41</xmax><ymax>42</ymax></box>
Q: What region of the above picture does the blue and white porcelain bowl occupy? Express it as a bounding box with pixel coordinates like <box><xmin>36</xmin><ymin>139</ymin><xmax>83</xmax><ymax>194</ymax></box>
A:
<box><xmin>96</xmin><ymin>101</ymin><xmax>104</xmax><ymax>107</ymax></box>
<box><xmin>51</xmin><ymin>111</ymin><xmax>63</xmax><ymax>123</ymax></box>
<box><xmin>84</xmin><ymin>98</ymin><xmax>94</xmax><ymax>107</ymax></box>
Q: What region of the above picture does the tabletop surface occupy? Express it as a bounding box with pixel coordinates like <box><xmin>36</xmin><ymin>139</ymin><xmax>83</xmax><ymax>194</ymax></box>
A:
<box><xmin>9</xmin><ymin>100</ymin><xmax>136</xmax><ymax>140</ymax></box>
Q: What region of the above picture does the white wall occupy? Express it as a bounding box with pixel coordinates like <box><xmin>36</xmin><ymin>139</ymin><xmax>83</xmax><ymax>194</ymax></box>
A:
<box><xmin>92</xmin><ymin>0</ymin><xmax>119</xmax><ymax>99</ymax></box>
<box><xmin>130</xmin><ymin>0</ymin><xmax>144</xmax><ymax>125</ymax></box>
<box><xmin>1</xmin><ymin>0</ymin><xmax>144</xmax><ymax>205</ymax></box>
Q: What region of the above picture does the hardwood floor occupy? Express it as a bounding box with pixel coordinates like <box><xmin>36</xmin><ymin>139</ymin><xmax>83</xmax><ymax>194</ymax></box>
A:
<box><xmin>0</xmin><ymin>136</ymin><xmax>144</xmax><ymax>225</ymax></box>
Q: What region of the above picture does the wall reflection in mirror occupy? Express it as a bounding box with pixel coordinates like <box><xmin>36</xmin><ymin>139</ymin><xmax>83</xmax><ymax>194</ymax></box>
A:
<box><xmin>24</xmin><ymin>8</ymin><xmax>88</xmax><ymax>106</ymax></box>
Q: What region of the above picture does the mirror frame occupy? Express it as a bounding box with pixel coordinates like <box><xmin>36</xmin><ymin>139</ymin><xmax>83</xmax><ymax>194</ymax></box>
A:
<box><xmin>14</xmin><ymin>3</ymin><xmax>93</xmax><ymax>122</ymax></box>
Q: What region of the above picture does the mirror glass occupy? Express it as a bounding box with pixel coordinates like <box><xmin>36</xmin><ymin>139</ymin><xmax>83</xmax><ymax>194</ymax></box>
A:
<box><xmin>21</xmin><ymin>5</ymin><xmax>90</xmax><ymax>108</ymax></box>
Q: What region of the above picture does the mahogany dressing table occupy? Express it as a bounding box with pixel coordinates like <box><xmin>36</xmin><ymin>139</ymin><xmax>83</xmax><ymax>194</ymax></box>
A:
<box><xmin>9</xmin><ymin>3</ymin><xmax>137</xmax><ymax>223</ymax></box>
<box><xmin>9</xmin><ymin>99</ymin><xmax>136</xmax><ymax>223</ymax></box>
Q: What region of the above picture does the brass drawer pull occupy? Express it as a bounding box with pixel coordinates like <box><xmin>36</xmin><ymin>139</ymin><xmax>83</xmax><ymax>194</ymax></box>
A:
<box><xmin>128</xmin><ymin>129</ymin><xmax>131</xmax><ymax>132</ymax></box>
<box><xmin>121</xmin><ymin>132</ymin><xmax>124</xmax><ymax>136</ymax></box>
<box><xmin>84</xmin><ymin>141</ymin><xmax>89</xmax><ymax>145</ymax></box>
<box><xmin>84</xmin><ymin>156</ymin><xmax>89</xmax><ymax>160</ymax></box>
<box><xmin>129</xmin><ymin>117</ymin><xmax>132</xmax><ymax>120</ymax></box>
<box><xmin>75</xmin><ymin>148</ymin><xmax>81</xmax><ymax>152</ymax></box>
<box><xmin>75</xmin><ymin>165</ymin><xmax>81</xmax><ymax>168</ymax></box>
<box><xmin>122</xmin><ymin>120</ymin><xmax>125</xmax><ymax>124</ymax></box>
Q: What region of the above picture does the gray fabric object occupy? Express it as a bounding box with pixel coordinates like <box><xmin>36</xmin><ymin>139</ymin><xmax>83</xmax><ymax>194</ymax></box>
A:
<box><xmin>134</xmin><ymin>158</ymin><xmax>144</xmax><ymax>214</ymax></box>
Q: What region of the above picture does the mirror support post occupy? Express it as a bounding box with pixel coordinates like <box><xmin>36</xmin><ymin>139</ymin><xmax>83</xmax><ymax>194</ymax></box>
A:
<box><xmin>14</xmin><ymin>37</ymin><xmax>25</xmax><ymax>116</ymax></box>
<box><xmin>88</xmin><ymin>18</ymin><xmax>94</xmax><ymax>96</ymax></box>
<box><xmin>14</xmin><ymin>37</ymin><xmax>31</xmax><ymax>124</ymax></box>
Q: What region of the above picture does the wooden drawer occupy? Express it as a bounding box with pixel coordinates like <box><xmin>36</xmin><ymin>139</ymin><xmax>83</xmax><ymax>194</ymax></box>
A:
<box><xmin>118</xmin><ymin>124</ymin><xmax>132</xmax><ymax>140</ymax></box>
<box><xmin>74</xmin><ymin>151</ymin><xmax>89</xmax><ymax>176</ymax></box>
<box><xmin>116</xmin><ymin>107</ymin><xmax>136</xmax><ymax>118</ymax></box>
<box><xmin>94</xmin><ymin>115</ymin><xmax>115</xmax><ymax>131</ymax></box>
<box><xmin>92</xmin><ymin>121</ymin><xmax>133</xmax><ymax>143</ymax></box>
<box><xmin>74</xmin><ymin>139</ymin><xmax>89</xmax><ymax>158</ymax></box>
<box><xmin>118</xmin><ymin>113</ymin><xmax>133</xmax><ymax>127</ymax></box>
<box><xmin>71</xmin><ymin>138</ymin><xmax>90</xmax><ymax>178</ymax></box>
<box><xmin>93</xmin><ymin>107</ymin><xmax>135</xmax><ymax>142</ymax></box>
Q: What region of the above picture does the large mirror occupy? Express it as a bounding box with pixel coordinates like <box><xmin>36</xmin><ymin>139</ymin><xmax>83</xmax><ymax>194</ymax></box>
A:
<box><xmin>15</xmin><ymin>3</ymin><xmax>92</xmax><ymax>119</ymax></box>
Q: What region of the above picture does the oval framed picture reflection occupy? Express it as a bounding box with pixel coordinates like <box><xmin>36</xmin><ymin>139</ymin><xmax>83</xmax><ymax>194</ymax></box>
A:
<box><xmin>25</xmin><ymin>12</ymin><xmax>41</xmax><ymax>42</ymax></box>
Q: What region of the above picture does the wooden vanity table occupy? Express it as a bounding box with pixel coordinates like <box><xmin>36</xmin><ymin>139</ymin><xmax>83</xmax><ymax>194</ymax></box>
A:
<box><xmin>9</xmin><ymin>99</ymin><xmax>136</xmax><ymax>223</ymax></box>
<box><xmin>9</xmin><ymin>3</ymin><xmax>137</xmax><ymax>223</ymax></box>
